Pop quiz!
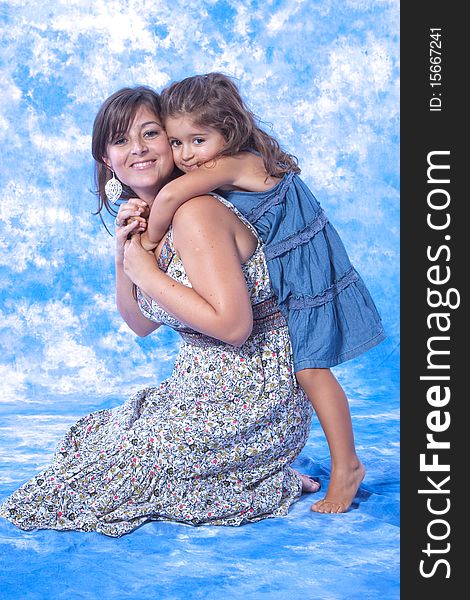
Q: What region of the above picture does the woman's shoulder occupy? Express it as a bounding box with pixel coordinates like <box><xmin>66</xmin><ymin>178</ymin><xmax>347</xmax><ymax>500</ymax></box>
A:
<box><xmin>172</xmin><ymin>194</ymin><xmax>257</xmax><ymax>260</ymax></box>
<box><xmin>172</xmin><ymin>194</ymin><xmax>242</xmax><ymax>239</ymax></box>
<box><xmin>173</xmin><ymin>194</ymin><xmax>232</xmax><ymax>224</ymax></box>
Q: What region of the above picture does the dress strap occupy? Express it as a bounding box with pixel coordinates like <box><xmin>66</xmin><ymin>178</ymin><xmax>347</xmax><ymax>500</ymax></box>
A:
<box><xmin>209</xmin><ymin>193</ymin><xmax>262</xmax><ymax>246</ymax></box>
<box><xmin>156</xmin><ymin>229</ymin><xmax>175</xmax><ymax>272</ymax></box>
<box><xmin>245</xmin><ymin>172</ymin><xmax>295</xmax><ymax>224</ymax></box>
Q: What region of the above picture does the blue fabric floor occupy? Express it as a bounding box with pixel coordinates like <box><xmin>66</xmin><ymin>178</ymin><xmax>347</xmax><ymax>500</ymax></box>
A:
<box><xmin>0</xmin><ymin>347</ymin><xmax>399</xmax><ymax>600</ymax></box>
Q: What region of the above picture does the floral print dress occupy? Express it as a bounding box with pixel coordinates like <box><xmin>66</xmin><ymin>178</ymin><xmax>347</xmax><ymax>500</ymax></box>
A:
<box><xmin>0</xmin><ymin>199</ymin><xmax>313</xmax><ymax>537</ymax></box>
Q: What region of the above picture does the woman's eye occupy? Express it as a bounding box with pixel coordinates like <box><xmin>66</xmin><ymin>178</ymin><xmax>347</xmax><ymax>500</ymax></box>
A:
<box><xmin>113</xmin><ymin>136</ymin><xmax>127</xmax><ymax>145</ymax></box>
<box><xmin>144</xmin><ymin>129</ymin><xmax>159</xmax><ymax>138</ymax></box>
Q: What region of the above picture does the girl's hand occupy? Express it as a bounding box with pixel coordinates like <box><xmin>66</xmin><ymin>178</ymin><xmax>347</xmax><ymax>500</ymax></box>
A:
<box><xmin>115</xmin><ymin>197</ymin><xmax>149</xmax><ymax>227</ymax></box>
<box><xmin>125</xmin><ymin>200</ymin><xmax>150</xmax><ymax>229</ymax></box>
<box><xmin>123</xmin><ymin>233</ymin><xmax>158</xmax><ymax>287</ymax></box>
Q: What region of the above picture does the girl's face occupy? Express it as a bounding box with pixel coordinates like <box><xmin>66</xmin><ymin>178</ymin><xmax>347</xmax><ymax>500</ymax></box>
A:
<box><xmin>164</xmin><ymin>115</ymin><xmax>226</xmax><ymax>173</ymax></box>
<box><xmin>103</xmin><ymin>105</ymin><xmax>174</xmax><ymax>203</ymax></box>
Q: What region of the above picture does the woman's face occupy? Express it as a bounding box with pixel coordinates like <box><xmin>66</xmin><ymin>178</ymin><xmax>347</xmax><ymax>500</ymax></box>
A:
<box><xmin>103</xmin><ymin>105</ymin><xmax>174</xmax><ymax>203</ymax></box>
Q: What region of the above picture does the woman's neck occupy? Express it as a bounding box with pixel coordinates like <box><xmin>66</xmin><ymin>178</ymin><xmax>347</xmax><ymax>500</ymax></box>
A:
<box><xmin>133</xmin><ymin>187</ymin><xmax>160</xmax><ymax>207</ymax></box>
<box><xmin>136</xmin><ymin>171</ymin><xmax>179</xmax><ymax>206</ymax></box>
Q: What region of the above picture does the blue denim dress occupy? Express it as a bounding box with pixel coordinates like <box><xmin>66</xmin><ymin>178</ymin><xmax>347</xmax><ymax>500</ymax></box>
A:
<box><xmin>221</xmin><ymin>172</ymin><xmax>386</xmax><ymax>371</ymax></box>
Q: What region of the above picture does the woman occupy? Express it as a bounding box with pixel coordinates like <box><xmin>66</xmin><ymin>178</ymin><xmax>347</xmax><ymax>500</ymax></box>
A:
<box><xmin>0</xmin><ymin>87</ymin><xmax>317</xmax><ymax>537</ymax></box>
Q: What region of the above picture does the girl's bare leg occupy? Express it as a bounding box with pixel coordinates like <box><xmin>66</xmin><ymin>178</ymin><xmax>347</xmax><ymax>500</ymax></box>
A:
<box><xmin>296</xmin><ymin>368</ymin><xmax>365</xmax><ymax>514</ymax></box>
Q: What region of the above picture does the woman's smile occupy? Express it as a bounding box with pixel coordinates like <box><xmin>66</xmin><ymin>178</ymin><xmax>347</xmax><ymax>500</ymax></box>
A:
<box><xmin>130</xmin><ymin>159</ymin><xmax>156</xmax><ymax>170</ymax></box>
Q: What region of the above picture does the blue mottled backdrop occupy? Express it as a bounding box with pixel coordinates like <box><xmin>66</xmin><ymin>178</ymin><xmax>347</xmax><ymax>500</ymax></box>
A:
<box><xmin>0</xmin><ymin>1</ymin><xmax>399</xmax><ymax>598</ymax></box>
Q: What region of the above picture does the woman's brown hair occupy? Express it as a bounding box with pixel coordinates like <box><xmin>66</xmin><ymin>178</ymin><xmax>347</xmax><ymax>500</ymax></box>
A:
<box><xmin>91</xmin><ymin>86</ymin><xmax>163</xmax><ymax>224</ymax></box>
<box><xmin>160</xmin><ymin>72</ymin><xmax>300</xmax><ymax>177</ymax></box>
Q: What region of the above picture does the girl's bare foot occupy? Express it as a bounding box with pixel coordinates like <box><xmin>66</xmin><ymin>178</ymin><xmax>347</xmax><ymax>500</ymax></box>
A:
<box><xmin>293</xmin><ymin>470</ymin><xmax>321</xmax><ymax>493</ymax></box>
<box><xmin>310</xmin><ymin>461</ymin><xmax>365</xmax><ymax>514</ymax></box>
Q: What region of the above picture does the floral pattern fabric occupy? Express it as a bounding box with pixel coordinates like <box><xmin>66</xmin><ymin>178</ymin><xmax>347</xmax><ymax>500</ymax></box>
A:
<box><xmin>0</xmin><ymin>199</ymin><xmax>313</xmax><ymax>537</ymax></box>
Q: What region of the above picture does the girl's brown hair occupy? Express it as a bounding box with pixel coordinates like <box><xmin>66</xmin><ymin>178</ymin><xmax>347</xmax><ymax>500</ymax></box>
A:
<box><xmin>91</xmin><ymin>86</ymin><xmax>163</xmax><ymax>223</ymax></box>
<box><xmin>160</xmin><ymin>72</ymin><xmax>300</xmax><ymax>177</ymax></box>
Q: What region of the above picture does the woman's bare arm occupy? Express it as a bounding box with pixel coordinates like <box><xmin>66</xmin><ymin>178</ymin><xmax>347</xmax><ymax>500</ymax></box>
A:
<box><xmin>114</xmin><ymin>199</ymin><xmax>161</xmax><ymax>337</ymax></box>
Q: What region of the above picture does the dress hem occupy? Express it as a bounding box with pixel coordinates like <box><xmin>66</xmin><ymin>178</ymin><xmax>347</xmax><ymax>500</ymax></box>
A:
<box><xmin>293</xmin><ymin>329</ymin><xmax>386</xmax><ymax>371</ymax></box>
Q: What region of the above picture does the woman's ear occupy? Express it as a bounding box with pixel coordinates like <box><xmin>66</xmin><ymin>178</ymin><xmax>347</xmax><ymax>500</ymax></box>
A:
<box><xmin>102</xmin><ymin>157</ymin><xmax>112</xmax><ymax>170</ymax></box>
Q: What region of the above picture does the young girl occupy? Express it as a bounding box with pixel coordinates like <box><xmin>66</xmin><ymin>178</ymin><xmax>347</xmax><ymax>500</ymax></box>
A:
<box><xmin>140</xmin><ymin>73</ymin><xmax>386</xmax><ymax>514</ymax></box>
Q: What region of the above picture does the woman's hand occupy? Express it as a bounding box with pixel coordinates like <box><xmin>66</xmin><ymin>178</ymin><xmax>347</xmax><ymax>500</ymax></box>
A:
<box><xmin>123</xmin><ymin>233</ymin><xmax>158</xmax><ymax>288</ymax></box>
<box><xmin>115</xmin><ymin>198</ymin><xmax>149</xmax><ymax>262</ymax></box>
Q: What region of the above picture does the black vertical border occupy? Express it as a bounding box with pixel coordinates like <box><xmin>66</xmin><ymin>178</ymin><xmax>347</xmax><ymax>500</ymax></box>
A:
<box><xmin>401</xmin><ymin>3</ymin><xmax>464</xmax><ymax>597</ymax></box>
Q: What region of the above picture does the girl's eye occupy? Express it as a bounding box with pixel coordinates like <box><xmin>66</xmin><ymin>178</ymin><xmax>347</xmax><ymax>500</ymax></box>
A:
<box><xmin>194</xmin><ymin>137</ymin><xmax>205</xmax><ymax>145</ymax></box>
<box><xmin>170</xmin><ymin>139</ymin><xmax>182</xmax><ymax>148</ymax></box>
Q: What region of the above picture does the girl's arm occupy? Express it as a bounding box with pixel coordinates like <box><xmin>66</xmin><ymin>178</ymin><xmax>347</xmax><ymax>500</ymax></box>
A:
<box><xmin>123</xmin><ymin>195</ymin><xmax>254</xmax><ymax>346</ymax></box>
<box><xmin>115</xmin><ymin>199</ymin><xmax>161</xmax><ymax>337</ymax></box>
<box><xmin>142</xmin><ymin>153</ymin><xmax>256</xmax><ymax>250</ymax></box>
